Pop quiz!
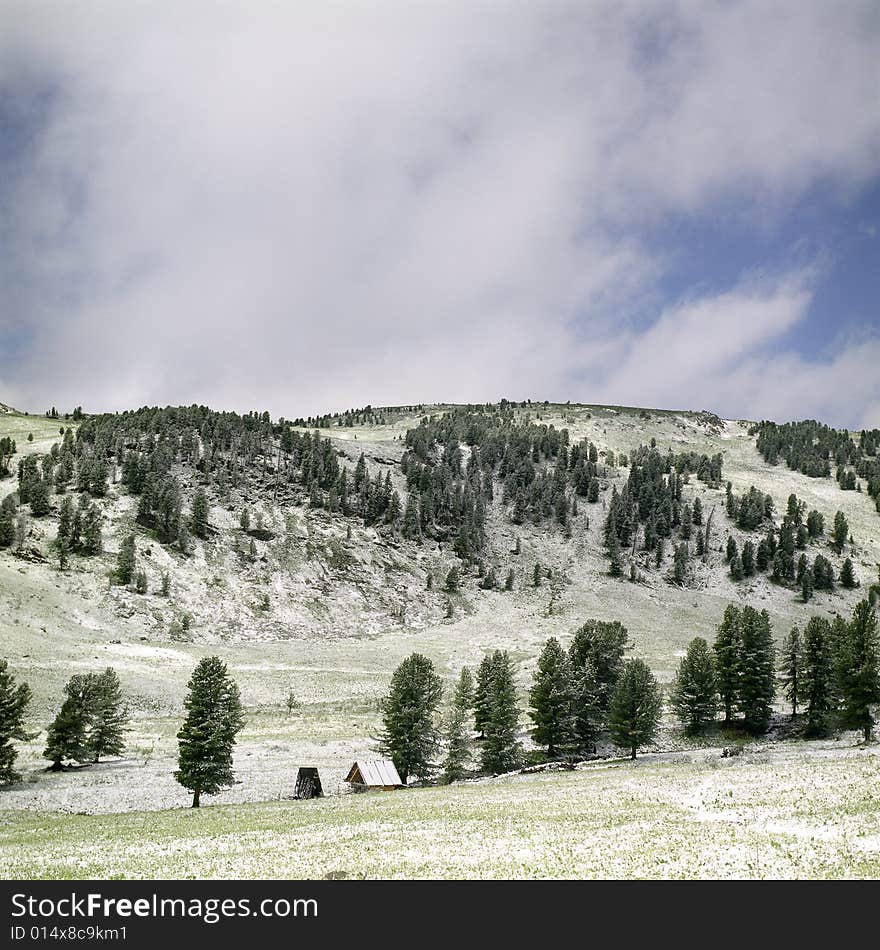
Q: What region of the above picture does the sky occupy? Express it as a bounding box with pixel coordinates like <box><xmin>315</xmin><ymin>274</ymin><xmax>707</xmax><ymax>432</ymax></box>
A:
<box><xmin>1</xmin><ymin>0</ymin><xmax>879</xmax><ymax>428</ymax></box>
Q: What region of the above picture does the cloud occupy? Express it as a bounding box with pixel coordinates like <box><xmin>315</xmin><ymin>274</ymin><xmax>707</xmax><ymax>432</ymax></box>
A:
<box><xmin>0</xmin><ymin>1</ymin><xmax>878</xmax><ymax>425</ymax></box>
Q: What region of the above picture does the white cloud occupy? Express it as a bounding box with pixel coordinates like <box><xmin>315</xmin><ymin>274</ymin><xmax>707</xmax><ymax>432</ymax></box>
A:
<box><xmin>0</xmin><ymin>1</ymin><xmax>878</xmax><ymax>425</ymax></box>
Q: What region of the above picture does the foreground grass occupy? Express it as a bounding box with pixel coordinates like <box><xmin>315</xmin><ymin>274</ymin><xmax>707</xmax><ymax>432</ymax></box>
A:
<box><xmin>3</xmin><ymin>744</ymin><xmax>879</xmax><ymax>879</ymax></box>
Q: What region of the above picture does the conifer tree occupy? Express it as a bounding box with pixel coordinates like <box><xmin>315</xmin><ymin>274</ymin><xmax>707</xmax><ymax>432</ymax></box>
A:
<box><xmin>608</xmin><ymin>659</ymin><xmax>662</xmax><ymax>758</ymax></box>
<box><xmin>379</xmin><ymin>653</ymin><xmax>443</xmax><ymax>784</ymax></box>
<box><xmin>533</xmin><ymin>561</ymin><xmax>543</xmax><ymax>586</ymax></box>
<box><xmin>607</xmin><ymin>531</ymin><xmax>623</xmax><ymax>577</ymax></box>
<box><xmin>738</xmin><ymin>607</ymin><xmax>776</xmax><ymax>734</ymax></box>
<box><xmin>802</xmin><ymin>616</ymin><xmax>834</xmax><ymax>737</ymax></box>
<box><xmin>116</xmin><ymin>534</ymin><xmax>136</xmax><ymax>586</ymax></box>
<box><xmin>801</xmin><ymin>568</ymin><xmax>814</xmax><ymax>602</ymax></box>
<box><xmin>729</xmin><ymin>552</ymin><xmax>743</xmax><ymax>581</ymax></box>
<box><xmin>175</xmin><ymin>657</ymin><xmax>245</xmax><ymax>807</ymax></box>
<box><xmin>779</xmin><ymin>627</ymin><xmax>803</xmax><ymax>718</ymax></box>
<box><xmin>726</xmin><ymin>535</ymin><xmax>738</xmax><ymax>563</ymax></box>
<box><xmin>832</xmin><ymin>510</ymin><xmax>849</xmax><ymax>553</ymax></box>
<box><xmin>473</xmin><ymin>653</ymin><xmax>496</xmax><ymax>738</ymax></box>
<box><xmin>43</xmin><ymin>674</ymin><xmax>98</xmax><ymax>769</ymax></box>
<box><xmin>480</xmin><ymin>650</ymin><xmax>521</xmax><ymax>774</ymax></box>
<box><xmin>87</xmin><ymin>668</ymin><xmax>129</xmax><ymax>762</ymax></box>
<box><xmin>713</xmin><ymin>605</ymin><xmax>742</xmax><ymax>724</ymax></box>
<box><xmin>840</xmin><ymin>558</ymin><xmax>856</xmax><ymax>589</ymax></box>
<box><xmin>81</xmin><ymin>503</ymin><xmax>103</xmax><ymax>555</ymax></box>
<box><xmin>442</xmin><ymin>668</ymin><xmax>474</xmax><ymax>783</ymax></box>
<box><xmin>838</xmin><ymin>600</ymin><xmax>880</xmax><ymax>742</ymax></box>
<box><xmin>504</xmin><ymin>569</ymin><xmax>515</xmax><ymax>591</ymax></box>
<box><xmin>190</xmin><ymin>489</ymin><xmax>209</xmax><ymax>539</ymax></box>
<box><xmin>529</xmin><ymin>638</ymin><xmax>575</xmax><ymax>756</ymax></box>
<box><xmin>0</xmin><ymin>660</ymin><xmax>31</xmax><ymax>785</ymax></box>
<box><xmin>444</xmin><ymin>566</ymin><xmax>460</xmax><ymax>593</ymax></box>
<box><xmin>671</xmin><ymin>638</ymin><xmax>717</xmax><ymax>734</ymax></box>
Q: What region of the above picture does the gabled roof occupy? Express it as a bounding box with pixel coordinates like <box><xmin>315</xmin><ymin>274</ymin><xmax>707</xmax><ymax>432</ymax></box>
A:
<box><xmin>345</xmin><ymin>758</ymin><xmax>404</xmax><ymax>787</ymax></box>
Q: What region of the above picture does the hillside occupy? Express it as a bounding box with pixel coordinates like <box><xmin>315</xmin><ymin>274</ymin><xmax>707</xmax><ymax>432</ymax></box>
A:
<box><xmin>1</xmin><ymin>401</ymin><xmax>879</xmax><ymax>826</ymax></box>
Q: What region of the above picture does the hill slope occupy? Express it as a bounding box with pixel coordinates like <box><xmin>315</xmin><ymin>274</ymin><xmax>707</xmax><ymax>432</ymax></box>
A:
<box><xmin>1</xmin><ymin>401</ymin><xmax>878</xmax><ymax>819</ymax></box>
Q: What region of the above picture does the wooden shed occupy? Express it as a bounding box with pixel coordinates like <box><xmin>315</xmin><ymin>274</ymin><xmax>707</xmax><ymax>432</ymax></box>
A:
<box><xmin>345</xmin><ymin>759</ymin><xmax>404</xmax><ymax>790</ymax></box>
<box><xmin>293</xmin><ymin>767</ymin><xmax>323</xmax><ymax>800</ymax></box>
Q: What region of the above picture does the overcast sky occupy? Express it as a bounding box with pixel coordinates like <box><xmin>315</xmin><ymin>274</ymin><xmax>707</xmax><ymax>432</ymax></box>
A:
<box><xmin>1</xmin><ymin>1</ymin><xmax>879</xmax><ymax>427</ymax></box>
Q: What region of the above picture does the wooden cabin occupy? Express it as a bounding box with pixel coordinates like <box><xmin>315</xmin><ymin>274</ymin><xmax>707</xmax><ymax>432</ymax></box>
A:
<box><xmin>345</xmin><ymin>758</ymin><xmax>404</xmax><ymax>790</ymax></box>
<box><xmin>293</xmin><ymin>767</ymin><xmax>323</xmax><ymax>799</ymax></box>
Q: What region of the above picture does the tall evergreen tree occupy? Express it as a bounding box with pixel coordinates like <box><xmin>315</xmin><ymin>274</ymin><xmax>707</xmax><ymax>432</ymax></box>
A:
<box><xmin>608</xmin><ymin>659</ymin><xmax>662</xmax><ymax>758</ymax></box>
<box><xmin>0</xmin><ymin>660</ymin><xmax>31</xmax><ymax>785</ymax></box>
<box><xmin>116</xmin><ymin>534</ymin><xmax>136</xmax><ymax>586</ymax></box>
<box><xmin>802</xmin><ymin>616</ymin><xmax>834</xmax><ymax>737</ymax></box>
<box><xmin>378</xmin><ymin>653</ymin><xmax>443</xmax><ymax>784</ymax></box>
<box><xmin>480</xmin><ymin>650</ymin><xmax>521</xmax><ymax>773</ymax></box>
<box><xmin>175</xmin><ymin>657</ymin><xmax>245</xmax><ymax>807</ymax></box>
<box><xmin>840</xmin><ymin>558</ymin><xmax>857</xmax><ymax>589</ymax></box>
<box><xmin>713</xmin><ymin>605</ymin><xmax>742</xmax><ymax>724</ymax></box>
<box><xmin>529</xmin><ymin>638</ymin><xmax>575</xmax><ymax>756</ymax></box>
<box><xmin>838</xmin><ymin>600</ymin><xmax>880</xmax><ymax>742</ymax></box>
<box><xmin>473</xmin><ymin>652</ymin><xmax>496</xmax><ymax>739</ymax></box>
<box><xmin>43</xmin><ymin>674</ymin><xmax>98</xmax><ymax>769</ymax></box>
<box><xmin>738</xmin><ymin>607</ymin><xmax>776</xmax><ymax>734</ymax></box>
<box><xmin>779</xmin><ymin>626</ymin><xmax>803</xmax><ymax>718</ymax></box>
<box><xmin>568</xmin><ymin>619</ymin><xmax>630</xmax><ymax>711</ymax></box>
<box><xmin>442</xmin><ymin>667</ymin><xmax>474</xmax><ymax>783</ymax></box>
<box><xmin>832</xmin><ymin>510</ymin><xmax>849</xmax><ymax>553</ymax></box>
<box><xmin>87</xmin><ymin>668</ymin><xmax>129</xmax><ymax>762</ymax></box>
<box><xmin>671</xmin><ymin>637</ymin><xmax>718</xmax><ymax>734</ymax></box>
<box><xmin>190</xmin><ymin>489</ymin><xmax>210</xmax><ymax>539</ymax></box>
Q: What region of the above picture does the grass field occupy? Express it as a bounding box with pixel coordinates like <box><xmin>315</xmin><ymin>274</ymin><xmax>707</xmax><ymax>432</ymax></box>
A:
<box><xmin>2</xmin><ymin>739</ymin><xmax>878</xmax><ymax>879</ymax></box>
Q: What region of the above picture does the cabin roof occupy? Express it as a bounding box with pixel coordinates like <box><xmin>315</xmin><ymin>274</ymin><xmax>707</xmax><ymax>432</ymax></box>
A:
<box><xmin>345</xmin><ymin>758</ymin><xmax>403</xmax><ymax>786</ymax></box>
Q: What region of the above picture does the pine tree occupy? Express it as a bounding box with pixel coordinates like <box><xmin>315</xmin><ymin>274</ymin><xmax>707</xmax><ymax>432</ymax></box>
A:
<box><xmin>671</xmin><ymin>637</ymin><xmax>717</xmax><ymax>734</ymax></box>
<box><xmin>569</xmin><ymin>656</ymin><xmax>602</xmax><ymax>752</ymax></box>
<box><xmin>741</xmin><ymin>540</ymin><xmax>755</xmax><ymax>577</ymax></box>
<box><xmin>529</xmin><ymin>638</ymin><xmax>575</xmax><ymax>756</ymax></box>
<box><xmin>692</xmin><ymin>497</ymin><xmax>703</xmax><ymax>526</ymax></box>
<box><xmin>480</xmin><ymin>651</ymin><xmax>521</xmax><ymax>773</ymax></box>
<box><xmin>608</xmin><ymin>659</ymin><xmax>662</xmax><ymax>758</ymax></box>
<box><xmin>87</xmin><ymin>668</ymin><xmax>129</xmax><ymax>762</ymax></box>
<box><xmin>43</xmin><ymin>674</ymin><xmax>98</xmax><ymax>769</ymax></box>
<box><xmin>190</xmin><ymin>489</ymin><xmax>209</xmax><ymax>539</ymax></box>
<box><xmin>779</xmin><ymin>627</ymin><xmax>803</xmax><ymax>718</ymax></box>
<box><xmin>0</xmin><ymin>660</ymin><xmax>31</xmax><ymax>785</ymax></box>
<box><xmin>533</xmin><ymin>561</ymin><xmax>542</xmax><ymax>586</ymax></box>
<box><xmin>175</xmin><ymin>657</ymin><xmax>245</xmax><ymax>807</ymax></box>
<box><xmin>81</xmin><ymin>503</ymin><xmax>103</xmax><ymax>555</ymax></box>
<box><xmin>378</xmin><ymin>653</ymin><xmax>443</xmax><ymax>784</ymax></box>
<box><xmin>116</xmin><ymin>534</ymin><xmax>136</xmax><ymax>586</ymax></box>
<box><xmin>473</xmin><ymin>653</ymin><xmax>496</xmax><ymax>738</ymax></box>
<box><xmin>726</xmin><ymin>535</ymin><xmax>738</xmax><ymax>563</ymax></box>
<box><xmin>729</xmin><ymin>552</ymin><xmax>743</xmax><ymax>581</ymax></box>
<box><xmin>838</xmin><ymin>600</ymin><xmax>880</xmax><ymax>742</ymax></box>
<box><xmin>442</xmin><ymin>668</ymin><xmax>474</xmax><ymax>783</ymax></box>
<box><xmin>738</xmin><ymin>607</ymin><xmax>776</xmax><ymax>734</ymax></box>
<box><xmin>802</xmin><ymin>616</ymin><xmax>834</xmax><ymax>737</ymax></box>
<box><xmin>832</xmin><ymin>510</ymin><xmax>849</xmax><ymax>553</ymax></box>
<box><xmin>801</xmin><ymin>568</ymin><xmax>814</xmax><ymax>602</ymax></box>
<box><xmin>840</xmin><ymin>558</ymin><xmax>856</xmax><ymax>589</ymax></box>
<box><xmin>607</xmin><ymin>531</ymin><xmax>623</xmax><ymax>577</ymax></box>
<box><xmin>806</xmin><ymin>509</ymin><xmax>824</xmax><ymax>538</ymax></box>
<box><xmin>568</xmin><ymin>619</ymin><xmax>630</xmax><ymax>711</ymax></box>
<box><xmin>444</xmin><ymin>566</ymin><xmax>459</xmax><ymax>593</ymax></box>
<box><xmin>504</xmin><ymin>569</ymin><xmax>515</xmax><ymax>591</ymax></box>
<box><xmin>713</xmin><ymin>605</ymin><xmax>742</xmax><ymax>724</ymax></box>
<box><xmin>240</xmin><ymin>507</ymin><xmax>251</xmax><ymax>531</ymax></box>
